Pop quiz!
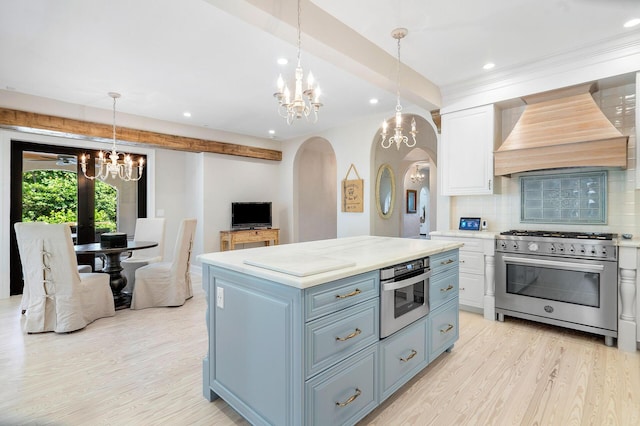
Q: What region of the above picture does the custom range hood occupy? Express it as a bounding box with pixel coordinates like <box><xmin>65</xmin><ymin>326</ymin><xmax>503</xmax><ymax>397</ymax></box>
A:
<box><xmin>494</xmin><ymin>82</ymin><xmax>628</xmax><ymax>176</ymax></box>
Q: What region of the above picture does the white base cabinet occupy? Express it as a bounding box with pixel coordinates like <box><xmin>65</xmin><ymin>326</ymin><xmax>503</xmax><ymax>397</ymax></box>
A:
<box><xmin>202</xmin><ymin>249</ymin><xmax>460</xmax><ymax>425</ymax></box>
<box><xmin>431</xmin><ymin>234</ymin><xmax>496</xmax><ymax>316</ymax></box>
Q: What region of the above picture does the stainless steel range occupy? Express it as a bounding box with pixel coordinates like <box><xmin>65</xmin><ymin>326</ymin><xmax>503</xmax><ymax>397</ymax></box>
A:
<box><xmin>495</xmin><ymin>230</ymin><xmax>618</xmax><ymax>346</ymax></box>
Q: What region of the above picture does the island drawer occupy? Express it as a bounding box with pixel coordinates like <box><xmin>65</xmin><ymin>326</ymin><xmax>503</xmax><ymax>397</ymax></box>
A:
<box><xmin>430</xmin><ymin>250</ymin><xmax>459</xmax><ymax>276</ymax></box>
<box><xmin>379</xmin><ymin>318</ymin><xmax>428</xmax><ymax>401</ymax></box>
<box><xmin>305</xmin><ymin>298</ymin><xmax>379</xmax><ymax>379</ymax></box>
<box><xmin>304</xmin><ymin>271</ymin><xmax>378</xmax><ymax>321</ymax></box>
<box><xmin>430</xmin><ymin>268</ymin><xmax>459</xmax><ymax>309</ymax></box>
<box><xmin>429</xmin><ymin>297</ymin><xmax>459</xmax><ymax>362</ymax></box>
<box><xmin>305</xmin><ymin>344</ymin><xmax>378</xmax><ymax>426</ymax></box>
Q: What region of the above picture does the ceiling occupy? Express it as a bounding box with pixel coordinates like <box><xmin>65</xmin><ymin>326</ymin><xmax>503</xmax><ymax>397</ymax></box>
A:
<box><xmin>0</xmin><ymin>0</ymin><xmax>639</xmax><ymax>142</ymax></box>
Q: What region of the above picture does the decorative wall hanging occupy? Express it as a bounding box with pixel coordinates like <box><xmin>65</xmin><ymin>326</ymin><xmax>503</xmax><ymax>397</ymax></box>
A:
<box><xmin>406</xmin><ymin>189</ymin><xmax>417</xmax><ymax>213</ymax></box>
<box><xmin>342</xmin><ymin>164</ymin><xmax>364</xmax><ymax>212</ymax></box>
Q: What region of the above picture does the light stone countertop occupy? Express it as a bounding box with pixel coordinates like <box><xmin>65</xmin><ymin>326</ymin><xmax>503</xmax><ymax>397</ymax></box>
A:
<box><xmin>197</xmin><ymin>235</ymin><xmax>463</xmax><ymax>289</ymax></box>
<box><xmin>616</xmin><ymin>236</ymin><xmax>640</xmax><ymax>248</ymax></box>
<box><xmin>430</xmin><ymin>230</ymin><xmax>499</xmax><ymax>240</ymax></box>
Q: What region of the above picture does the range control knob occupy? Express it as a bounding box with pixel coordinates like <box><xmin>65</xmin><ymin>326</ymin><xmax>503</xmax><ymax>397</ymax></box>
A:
<box><xmin>499</xmin><ymin>241</ymin><xmax>507</xmax><ymax>249</ymax></box>
<box><xmin>549</xmin><ymin>244</ymin><xmax>556</xmax><ymax>253</ymax></box>
<box><xmin>512</xmin><ymin>243</ymin><xmax>519</xmax><ymax>250</ymax></box>
<box><xmin>569</xmin><ymin>245</ymin><xmax>575</xmax><ymax>253</ymax></box>
<box><xmin>528</xmin><ymin>242</ymin><xmax>539</xmax><ymax>252</ymax></box>
<box><xmin>558</xmin><ymin>245</ymin><xmax>565</xmax><ymax>253</ymax></box>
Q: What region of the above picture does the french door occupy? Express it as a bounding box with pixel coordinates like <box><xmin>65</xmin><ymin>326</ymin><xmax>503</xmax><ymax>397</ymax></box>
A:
<box><xmin>9</xmin><ymin>140</ymin><xmax>147</xmax><ymax>296</ymax></box>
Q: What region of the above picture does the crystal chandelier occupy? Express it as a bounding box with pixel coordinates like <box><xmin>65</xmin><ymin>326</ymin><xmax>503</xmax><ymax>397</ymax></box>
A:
<box><xmin>80</xmin><ymin>92</ymin><xmax>144</xmax><ymax>182</ymax></box>
<box><xmin>410</xmin><ymin>164</ymin><xmax>425</xmax><ymax>183</ymax></box>
<box><xmin>273</xmin><ymin>0</ymin><xmax>322</xmax><ymax>124</ymax></box>
<box><xmin>381</xmin><ymin>28</ymin><xmax>417</xmax><ymax>150</ymax></box>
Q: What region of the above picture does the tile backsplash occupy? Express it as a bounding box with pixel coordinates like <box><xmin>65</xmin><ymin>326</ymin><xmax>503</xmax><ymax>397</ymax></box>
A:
<box><xmin>451</xmin><ymin>82</ymin><xmax>638</xmax><ymax>235</ymax></box>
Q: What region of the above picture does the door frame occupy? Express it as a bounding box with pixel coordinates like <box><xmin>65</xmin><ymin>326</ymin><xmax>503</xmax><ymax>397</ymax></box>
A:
<box><xmin>9</xmin><ymin>140</ymin><xmax>147</xmax><ymax>296</ymax></box>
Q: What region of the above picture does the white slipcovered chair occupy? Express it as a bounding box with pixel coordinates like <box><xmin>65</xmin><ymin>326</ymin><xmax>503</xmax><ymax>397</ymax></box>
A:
<box><xmin>14</xmin><ymin>222</ymin><xmax>115</xmax><ymax>333</ymax></box>
<box><xmin>130</xmin><ymin>218</ymin><xmax>197</xmax><ymax>310</ymax></box>
<box><xmin>121</xmin><ymin>218</ymin><xmax>166</xmax><ymax>293</ymax></box>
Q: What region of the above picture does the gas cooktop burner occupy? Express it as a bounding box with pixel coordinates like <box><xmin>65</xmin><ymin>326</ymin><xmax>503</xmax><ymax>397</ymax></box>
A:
<box><xmin>500</xmin><ymin>230</ymin><xmax>617</xmax><ymax>240</ymax></box>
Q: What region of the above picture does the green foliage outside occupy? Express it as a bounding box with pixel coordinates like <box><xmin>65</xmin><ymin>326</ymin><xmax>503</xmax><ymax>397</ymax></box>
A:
<box><xmin>22</xmin><ymin>170</ymin><xmax>117</xmax><ymax>231</ymax></box>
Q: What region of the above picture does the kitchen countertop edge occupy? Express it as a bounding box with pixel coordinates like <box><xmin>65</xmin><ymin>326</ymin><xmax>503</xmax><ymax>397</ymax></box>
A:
<box><xmin>430</xmin><ymin>230</ymin><xmax>498</xmax><ymax>239</ymax></box>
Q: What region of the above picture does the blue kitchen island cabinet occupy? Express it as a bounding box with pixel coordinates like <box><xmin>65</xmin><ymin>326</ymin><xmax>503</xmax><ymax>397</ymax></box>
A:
<box><xmin>198</xmin><ymin>236</ymin><xmax>462</xmax><ymax>426</ymax></box>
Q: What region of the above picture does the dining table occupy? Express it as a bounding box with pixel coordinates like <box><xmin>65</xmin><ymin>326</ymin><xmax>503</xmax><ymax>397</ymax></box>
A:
<box><xmin>74</xmin><ymin>240</ymin><xmax>158</xmax><ymax>309</ymax></box>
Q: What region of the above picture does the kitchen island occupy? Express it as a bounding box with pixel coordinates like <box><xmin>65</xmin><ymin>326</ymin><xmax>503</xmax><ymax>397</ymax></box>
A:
<box><xmin>198</xmin><ymin>236</ymin><xmax>463</xmax><ymax>426</ymax></box>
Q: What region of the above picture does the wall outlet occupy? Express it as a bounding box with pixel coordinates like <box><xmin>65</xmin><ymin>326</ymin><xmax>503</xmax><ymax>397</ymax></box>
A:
<box><xmin>216</xmin><ymin>287</ymin><xmax>224</xmax><ymax>309</ymax></box>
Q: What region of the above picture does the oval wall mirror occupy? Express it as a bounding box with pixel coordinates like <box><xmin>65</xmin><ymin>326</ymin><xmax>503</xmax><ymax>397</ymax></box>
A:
<box><xmin>375</xmin><ymin>163</ymin><xmax>395</xmax><ymax>219</ymax></box>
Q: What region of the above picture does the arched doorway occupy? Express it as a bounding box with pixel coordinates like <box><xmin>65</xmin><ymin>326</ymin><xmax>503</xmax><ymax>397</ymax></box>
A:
<box><xmin>402</xmin><ymin>161</ymin><xmax>432</xmax><ymax>238</ymax></box>
<box><xmin>294</xmin><ymin>138</ymin><xmax>337</xmax><ymax>242</ymax></box>
<box><xmin>372</xmin><ymin>114</ymin><xmax>438</xmax><ymax>237</ymax></box>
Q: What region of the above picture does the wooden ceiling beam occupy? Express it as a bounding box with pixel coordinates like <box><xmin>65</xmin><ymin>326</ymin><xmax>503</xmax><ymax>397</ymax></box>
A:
<box><xmin>0</xmin><ymin>107</ymin><xmax>282</xmax><ymax>161</ymax></box>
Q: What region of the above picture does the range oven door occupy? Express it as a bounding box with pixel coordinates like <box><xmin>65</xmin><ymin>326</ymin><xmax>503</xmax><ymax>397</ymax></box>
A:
<box><xmin>380</xmin><ymin>269</ymin><xmax>431</xmax><ymax>338</ymax></box>
<box><xmin>495</xmin><ymin>253</ymin><xmax>618</xmax><ymax>333</ymax></box>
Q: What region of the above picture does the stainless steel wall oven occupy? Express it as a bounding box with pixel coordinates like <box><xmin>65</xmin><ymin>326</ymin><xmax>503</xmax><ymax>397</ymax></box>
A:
<box><xmin>495</xmin><ymin>231</ymin><xmax>618</xmax><ymax>346</ymax></box>
<box><xmin>380</xmin><ymin>257</ymin><xmax>430</xmax><ymax>338</ymax></box>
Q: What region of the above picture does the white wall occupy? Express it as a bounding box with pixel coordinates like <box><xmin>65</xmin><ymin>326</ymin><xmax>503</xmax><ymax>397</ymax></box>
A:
<box><xmin>200</xmin><ymin>152</ymin><xmax>282</xmax><ymax>255</ymax></box>
<box><xmin>280</xmin><ymin>114</ymin><xmax>388</xmax><ymax>241</ymax></box>
<box><xmin>296</xmin><ymin>138</ymin><xmax>337</xmax><ymax>242</ymax></box>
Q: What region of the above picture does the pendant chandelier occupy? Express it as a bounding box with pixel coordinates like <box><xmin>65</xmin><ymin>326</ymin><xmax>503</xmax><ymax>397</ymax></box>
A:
<box><xmin>381</xmin><ymin>28</ymin><xmax>417</xmax><ymax>150</ymax></box>
<box><xmin>80</xmin><ymin>92</ymin><xmax>144</xmax><ymax>182</ymax></box>
<box><xmin>410</xmin><ymin>164</ymin><xmax>425</xmax><ymax>183</ymax></box>
<box><xmin>273</xmin><ymin>0</ymin><xmax>322</xmax><ymax>124</ymax></box>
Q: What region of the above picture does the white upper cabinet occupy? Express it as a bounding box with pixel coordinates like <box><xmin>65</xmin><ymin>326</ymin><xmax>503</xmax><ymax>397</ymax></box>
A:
<box><xmin>440</xmin><ymin>104</ymin><xmax>498</xmax><ymax>195</ymax></box>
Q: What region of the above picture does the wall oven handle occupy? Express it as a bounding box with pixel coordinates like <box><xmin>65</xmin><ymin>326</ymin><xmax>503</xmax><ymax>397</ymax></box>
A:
<box><xmin>382</xmin><ymin>270</ymin><xmax>431</xmax><ymax>292</ymax></box>
<box><xmin>501</xmin><ymin>256</ymin><xmax>605</xmax><ymax>272</ymax></box>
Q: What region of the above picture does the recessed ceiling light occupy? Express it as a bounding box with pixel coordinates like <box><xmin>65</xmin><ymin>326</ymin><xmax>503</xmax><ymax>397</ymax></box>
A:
<box><xmin>268</xmin><ymin>129</ymin><xmax>275</xmax><ymax>135</ymax></box>
<box><xmin>624</xmin><ymin>18</ymin><xmax>640</xmax><ymax>28</ymax></box>
<box><xmin>183</xmin><ymin>111</ymin><xmax>191</xmax><ymax>118</ymax></box>
<box><xmin>369</xmin><ymin>98</ymin><xmax>379</xmax><ymax>105</ymax></box>
<box><xmin>483</xmin><ymin>63</ymin><xmax>495</xmax><ymax>70</ymax></box>
<box><xmin>277</xmin><ymin>58</ymin><xmax>288</xmax><ymax>65</ymax></box>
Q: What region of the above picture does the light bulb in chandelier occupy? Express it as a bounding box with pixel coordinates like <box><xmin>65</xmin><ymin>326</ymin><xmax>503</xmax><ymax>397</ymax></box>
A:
<box><xmin>273</xmin><ymin>0</ymin><xmax>322</xmax><ymax>124</ymax></box>
<box><xmin>80</xmin><ymin>92</ymin><xmax>144</xmax><ymax>182</ymax></box>
<box><xmin>274</xmin><ymin>64</ymin><xmax>322</xmax><ymax>124</ymax></box>
<box><xmin>410</xmin><ymin>164</ymin><xmax>425</xmax><ymax>183</ymax></box>
<box><xmin>380</xmin><ymin>27</ymin><xmax>418</xmax><ymax>149</ymax></box>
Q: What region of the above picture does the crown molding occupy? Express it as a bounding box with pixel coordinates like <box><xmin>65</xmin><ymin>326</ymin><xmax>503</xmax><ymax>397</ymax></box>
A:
<box><xmin>440</xmin><ymin>30</ymin><xmax>640</xmax><ymax>114</ymax></box>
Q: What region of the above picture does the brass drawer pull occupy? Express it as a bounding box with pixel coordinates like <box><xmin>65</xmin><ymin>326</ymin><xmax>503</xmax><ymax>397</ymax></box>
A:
<box><xmin>440</xmin><ymin>284</ymin><xmax>454</xmax><ymax>292</ymax></box>
<box><xmin>440</xmin><ymin>259</ymin><xmax>454</xmax><ymax>265</ymax></box>
<box><xmin>335</xmin><ymin>288</ymin><xmax>361</xmax><ymax>299</ymax></box>
<box><xmin>400</xmin><ymin>349</ymin><xmax>418</xmax><ymax>362</ymax></box>
<box><xmin>336</xmin><ymin>328</ymin><xmax>361</xmax><ymax>342</ymax></box>
<box><xmin>440</xmin><ymin>324</ymin><xmax>454</xmax><ymax>334</ymax></box>
<box><xmin>336</xmin><ymin>388</ymin><xmax>361</xmax><ymax>407</ymax></box>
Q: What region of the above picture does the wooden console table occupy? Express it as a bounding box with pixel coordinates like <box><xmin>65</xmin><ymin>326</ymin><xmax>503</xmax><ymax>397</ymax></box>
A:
<box><xmin>219</xmin><ymin>228</ymin><xmax>279</xmax><ymax>251</ymax></box>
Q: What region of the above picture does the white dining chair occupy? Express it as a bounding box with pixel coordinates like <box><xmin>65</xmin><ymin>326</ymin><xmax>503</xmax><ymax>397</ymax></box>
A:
<box><xmin>14</xmin><ymin>222</ymin><xmax>115</xmax><ymax>333</ymax></box>
<box><xmin>121</xmin><ymin>218</ymin><xmax>166</xmax><ymax>293</ymax></box>
<box><xmin>130</xmin><ymin>218</ymin><xmax>197</xmax><ymax>310</ymax></box>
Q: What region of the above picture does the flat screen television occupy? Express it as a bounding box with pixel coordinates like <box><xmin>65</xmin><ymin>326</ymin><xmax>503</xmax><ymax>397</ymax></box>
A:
<box><xmin>231</xmin><ymin>202</ymin><xmax>272</xmax><ymax>229</ymax></box>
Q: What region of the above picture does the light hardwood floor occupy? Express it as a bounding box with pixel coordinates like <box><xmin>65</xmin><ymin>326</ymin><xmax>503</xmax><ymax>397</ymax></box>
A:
<box><xmin>1</xmin><ymin>275</ymin><xmax>638</xmax><ymax>425</ymax></box>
